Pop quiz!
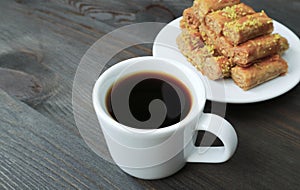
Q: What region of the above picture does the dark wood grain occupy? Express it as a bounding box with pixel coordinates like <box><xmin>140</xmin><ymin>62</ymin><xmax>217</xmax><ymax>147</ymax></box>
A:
<box><xmin>0</xmin><ymin>89</ymin><xmax>148</xmax><ymax>189</ymax></box>
<box><xmin>0</xmin><ymin>0</ymin><xmax>299</xmax><ymax>189</ymax></box>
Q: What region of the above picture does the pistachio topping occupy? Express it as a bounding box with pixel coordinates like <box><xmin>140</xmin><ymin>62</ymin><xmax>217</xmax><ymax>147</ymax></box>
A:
<box><xmin>225</xmin><ymin>16</ymin><xmax>264</xmax><ymax>33</ymax></box>
<box><xmin>222</xmin><ymin>5</ymin><xmax>239</xmax><ymax>19</ymax></box>
<box><xmin>274</xmin><ymin>33</ymin><xmax>281</xmax><ymax>40</ymax></box>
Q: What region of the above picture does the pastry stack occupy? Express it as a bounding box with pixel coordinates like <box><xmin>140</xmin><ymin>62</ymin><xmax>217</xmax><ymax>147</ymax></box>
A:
<box><xmin>177</xmin><ymin>0</ymin><xmax>289</xmax><ymax>90</ymax></box>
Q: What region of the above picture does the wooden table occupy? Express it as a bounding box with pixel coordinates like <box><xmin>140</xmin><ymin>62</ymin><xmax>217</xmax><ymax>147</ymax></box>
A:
<box><xmin>1</xmin><ymin>0</ymin><xmax>299</xmax><ymax>189</ymax></box>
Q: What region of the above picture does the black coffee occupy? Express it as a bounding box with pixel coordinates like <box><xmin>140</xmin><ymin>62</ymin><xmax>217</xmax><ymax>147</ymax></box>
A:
<box><xmin>106</xmin><ymin>72</ymin><xmax>192</xmax><ymax>129</ymax></box>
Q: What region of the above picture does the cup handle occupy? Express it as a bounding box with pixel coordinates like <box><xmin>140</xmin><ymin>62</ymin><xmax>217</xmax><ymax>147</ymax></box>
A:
<box><xmin>186</xmin><ymin>113</ymin><xmax>238</xmax><ymax>163</ymax></box>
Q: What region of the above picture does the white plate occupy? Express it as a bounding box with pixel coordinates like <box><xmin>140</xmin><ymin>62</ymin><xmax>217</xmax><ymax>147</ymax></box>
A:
<box><xmin>153</xmin><ymin>17</ymin><xmax>300</xmax><ymax>103</ymax></box>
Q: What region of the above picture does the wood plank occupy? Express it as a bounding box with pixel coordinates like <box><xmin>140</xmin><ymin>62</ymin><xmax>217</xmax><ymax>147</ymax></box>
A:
<box><xmin>0</xmin><ymin>89</ymin><xmax>146</xmax><ymax>189</ymax></box>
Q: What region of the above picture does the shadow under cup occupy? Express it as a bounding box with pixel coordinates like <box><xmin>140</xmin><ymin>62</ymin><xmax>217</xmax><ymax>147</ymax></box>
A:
<box><xmin>92</xmin><ymin>56</ymin><xmax>210</xmax><ymax>179</ymax></box>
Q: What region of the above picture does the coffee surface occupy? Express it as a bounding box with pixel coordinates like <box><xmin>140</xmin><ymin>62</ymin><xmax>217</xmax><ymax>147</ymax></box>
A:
<box><xmin>106</xmin><ymin>72</ymin><xmax>192</xmax><ymax>129</ymax></box>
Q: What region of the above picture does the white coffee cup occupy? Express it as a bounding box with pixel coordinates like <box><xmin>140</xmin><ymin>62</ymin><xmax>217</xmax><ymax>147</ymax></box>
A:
<box><xmin>93</xmin><ymin>56</ymin><xmax>238</xmax><ymax>180</ymax></box>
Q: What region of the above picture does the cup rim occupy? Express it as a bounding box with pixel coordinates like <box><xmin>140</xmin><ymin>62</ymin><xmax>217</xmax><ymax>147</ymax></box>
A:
<box><xmin>92</xmin><ymin>56</ymin><xmax>206</xmax><ymax>136</ymax></box>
